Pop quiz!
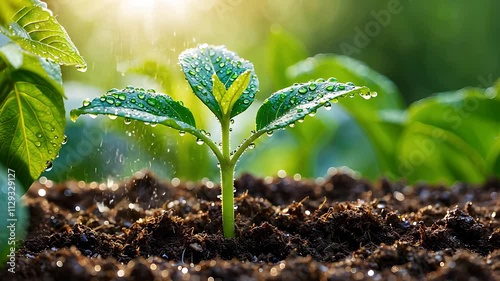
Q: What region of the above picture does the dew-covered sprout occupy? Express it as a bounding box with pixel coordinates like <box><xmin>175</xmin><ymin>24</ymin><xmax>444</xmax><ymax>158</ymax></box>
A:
<box><xmin>70</xmin><ymin>44</ymin><xmax>374</xmax><ymax>238</ymax></box>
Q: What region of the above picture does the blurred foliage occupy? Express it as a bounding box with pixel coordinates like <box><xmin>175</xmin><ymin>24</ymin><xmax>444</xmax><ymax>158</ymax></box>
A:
<box><xmin>39</xmin><ymin>0</ymin><xmax>499</xmax><ymax>184</ymax></box>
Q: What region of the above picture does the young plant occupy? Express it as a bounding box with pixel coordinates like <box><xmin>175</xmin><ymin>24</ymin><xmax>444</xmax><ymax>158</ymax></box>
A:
<box><xmin>70</xmin><ymin>44</ymin><xmax>375</xmax><ymax>238</ymax></box>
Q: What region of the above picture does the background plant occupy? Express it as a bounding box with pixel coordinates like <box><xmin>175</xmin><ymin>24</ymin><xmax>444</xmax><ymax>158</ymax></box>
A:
<box><xmin>71</xmin><ymin>44</ymin><xmax>375</xmax><ymax>237</ymax></box>
<box><xmin>0</xmin><ymin>0</ymin><xmax>85</xmax><ymax>191</ymax></box>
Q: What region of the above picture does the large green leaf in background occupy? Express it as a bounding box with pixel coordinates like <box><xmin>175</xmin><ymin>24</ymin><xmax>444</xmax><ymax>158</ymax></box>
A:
<box><xmin>1</xmin><ymin>1</ymin><xmax>86</xmax><ymax>69</ymax></box>
<box><xmin>0</xmin><ymin>42</ymin><xmax>65</xmax><ymax>192</ymax></box>
<box><xmin>288</xmin><ymin>54</ymin><xmax>405</xmax><ymax>178</ymax></box>
<box><xmin>179</xmin><ymin>44</ymin><xmax>259</xmax><ymax>120</ymax></box>
<box><xmin>399</xmin><ymin>84</ymin><xmax>500</xmax><ymax>184</ymax></box>
<box><xmin>266</xmin><ymin>27</ymin><xmax>308</xmax><ymax>90</ymax></box>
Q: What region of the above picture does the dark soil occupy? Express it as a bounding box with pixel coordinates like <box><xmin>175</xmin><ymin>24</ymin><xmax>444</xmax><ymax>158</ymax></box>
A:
<box><xmin>3</xmin><ymin>170</ymin><xmax>500</xmax><ymax>280</ymax></box>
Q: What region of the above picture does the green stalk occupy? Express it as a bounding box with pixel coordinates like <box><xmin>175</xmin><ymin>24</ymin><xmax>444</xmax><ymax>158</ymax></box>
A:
<box><xmin>220</xmin><ymin>117</ymin><xmax>235</xmax><ymax>237</ymax></box>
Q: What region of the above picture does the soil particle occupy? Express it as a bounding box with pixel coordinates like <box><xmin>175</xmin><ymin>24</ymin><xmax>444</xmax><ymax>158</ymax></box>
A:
<box><xmin>3</xmin><ymin>172</ymin><xmax>499</xmax><ymax>280</ymax></box>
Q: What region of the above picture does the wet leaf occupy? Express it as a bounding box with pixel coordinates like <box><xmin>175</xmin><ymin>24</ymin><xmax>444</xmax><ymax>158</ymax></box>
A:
<box><xmin>256</xmin><ymin>79</ymin><xmax>372</xmax><ymax>132</ymax></box>
<box><xmin>0</xmin><ymin>44</ymin><xmax>65</xmax><ymax>192</ymax></box>
<box><xmin>179</xmin><ymin>44</ymin><xmax>259</xmax><ymax>119</ymax></box>
<box><xmin>3</xmin><ymin>3</ymin><xmax>86</xmax><ymax>69</ymax></box>
<box><xmin>70</xmin><ymin>86</ymin><xmax>198</xmax><ymax>133</ymax></box>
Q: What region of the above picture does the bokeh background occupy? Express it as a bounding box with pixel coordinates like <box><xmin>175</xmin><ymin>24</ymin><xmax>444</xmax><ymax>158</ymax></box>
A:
<box><xmin>41</xmin><ymin>0</ymin><xmax>500</xmax><ymax>183</ymax></box>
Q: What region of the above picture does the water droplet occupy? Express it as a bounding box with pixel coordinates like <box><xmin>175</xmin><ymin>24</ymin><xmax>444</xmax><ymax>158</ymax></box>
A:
<box><xmin>99</xmin><ymin>96</ymin><xmax>106</xmax><ymax>102</ymax></box>
<box><xmin>138</xmin><ymin>93</ymin><xmax>145</xmax><ymax>100</ymax></box>
<box><xmin>196</xmin><ymin>138</ymin><xmax>204</xmax><ymax>145</ymax></box>
<box><xmin>76</xmin><ymin>65</ymin><xmax>87</xmax><ymax>73</ymax></box>
<box><xmin>34</xmin><ymin>24</ymin><xmax>41</xmax><ymax>30</ymax></box>
<box><xmin>309</xmin><ymin>110</ymin><xmax>317</xmax><ymax>117</ymax></box>
<box><xmin>124</xmin><ymin>118</ymin><xmax>132</xmax><ymax>125</ymax></box>
<box><xmin>248</xmin><ymin>143</ymin><xmax>256</xmax><ymax>149</ymax></box>
<box><xmin>338</xmin><ymin>85</ymin><xmax>345</xmax><ymax>90</ymax></box>
<box><xmin>36</xmin><ymin>133</ymin><xmax>43</xmax><ymax>138</ymax></box>
<box><xmin>54</xmin><ymin>135</ymin><xmax>59</xmax><ymax>139</ymax></box>
<box><xmin>326</xmin><ymin>85</ymin><xmax>334</xmax><ymax>91</ymax></box>
<box><xmin>346</xmin><ymin>82</ymin><xmax>355</xmax><ymax>86</ymax></box>
<box><xmin>62</xmin><ymin>135</ymin><xmax>68</xmax><ymax>145</ymax></box>
<box><xmin>324</xmin><ymin>102</ymin><xmax>332</xmax><ymax>110</ymax></box>
<box><xmin>308</xmin><ymin>83</ymin><xmax>317</xmax><ymax>91</ymax></box>
<box><xmin>332</xmin><ymin>98</ymin><xmax>339</xmax><ymax>103</ymax></box>
<box><xmin>118</xmin><ymin>94</ymin><xmax>126</xmax><ymax>101</ymax></box>
<box><xmin>82</xmin><ymin>99</ymin><xmax>91</xmax><ymax>107</ymax></box>
<box><xmin>179</xmin><ymin>131</ymin><xmax>186</xmax><ymax>136</ymax></box>
<box><xmin>327</xmin><ymin>77</ymin><xmax>337</xmax><ymax>82</ymax></box>
<box><xmin>243</xmin><ymin>99</ymin><xmax>250</xmax><ymax>105</ymax></box>
<box><xmin>231</xmin><ymin>72</ymin><xmax>238</xmax><ymax>79</ymax></box>
<box><xmin>45</xmin><ymin>161</ymin><xmax>53</xmax><ymax>172</ymax></box>
<box><xmin>188</xmin><ymin>70</ymin><xmax>195</xmax><ymax>76</ymax></box>
<box><xmin>147</xmin><ymin>98</ymin><xmax>157</xmax><ymax>107</ymax></box>
<box><xmin>147</xmin><ymin>89</ymin><xmax>156</xmax><ymax>94</ymax></box>
<box><xmin>89</xmin><ymin>114</ymin><xmax>98</xmax><ymax>119</ymax></box>
<box><xmin>105</xmin><ymin>97</ymin><xmax>114</xmax><ymax>104</ymax></box>
<box><xmin>108</xmin><ymin>115</ymin><xmax>118</xmax><ymax>120</ymax></box>
<box><xmin>316</xmin><ymin>78</ymin><xmax>325</xmax><ymax>82</ymax></box>
<box><xmin>34</xmin><ymin>141</ymin><xmax>41</xmax><ymax>147</ymax></box>
<box><xmin>289</xmin><ymin>122</ymin><xmax>295</xmax><ymax>128</ymax></box>
<box><xmin>230</xmin><ymin>119</ymin><xmax>235</xmax><ymax>124</ymax></box>
<box><xmin>219</xmin><ymin>62</ymin><xmax>225</xmax><ymax>68</ymax></box>
<box><xmin>371</xmin><ymin>92</ymin><xmax>378</xmax><ymax>97</ymax></box>
<box><xmin>130</xmin><ymin>98</ymin><xmax>136</xmax><ymax>103</ymax></box>
<box><xmin>267</xmin><ymin>130</ymin><xmax>274</xmax><ymax>136</ymax></box>
<box><xmin>298</xmin><ymin>87</ymin><xmax>308</xmax><ymax>94</ymax></box>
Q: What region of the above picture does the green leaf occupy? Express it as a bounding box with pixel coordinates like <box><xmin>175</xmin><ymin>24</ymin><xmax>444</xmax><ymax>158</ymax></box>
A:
<box><xmin>287</xmin><ymin>54</ymin><xmax>405</xmax><ymax>178</ymax></box>
<box><xmin>0</xmin><ymin>46</ymin><xmax>65</xmax><ymax>192</ymax></box>
<box><xmin>179</xmin><ymin>44</ymin><xmax>259</xmax><ymax>119</ymax></box>
<box><xmin>3</xmin><ymin>3</ymin><xmax>86</xmax><ymax>69</ymax></box>
<box><xmin>399</xmin><ymin>86</ymin><xmax>500</xmax><ymax>184</ymax></box>
<box><xmin>70</xmin><ymin>86</ymin><xmax>198</xmax><ymax>133</ymax></box>
<box><xmin>256</xmin><ymin>79</ymin><xmax>372</xmax><ymax>132</ymax></box>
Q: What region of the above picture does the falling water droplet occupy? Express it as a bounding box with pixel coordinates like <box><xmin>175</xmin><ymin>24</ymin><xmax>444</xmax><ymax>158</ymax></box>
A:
<box><xmin>124</xmin><ymin>118</ymin><xmax>132</xmax><ymax>125</ymax></box>
<box><xmin>76</xmin><ymin>65</ymin><xmax>87</xmax><ymax>73</ymax></box>
<box><xmin>179</xmin><ymin>131</ymin><xmax>186</xmax><ymax>137</ymax></box>
<box><xmin>267</xmin><ymin>130</ymin><xmax>274</xmax><ymax>136</ymax></box>
<box><xmin>248</xmin><ymin>143</ymin><xmax>256</xmax><ymax>149</ymax></box>
<box><xmin>108</xmin><ymin>115</ymin><xmax>118</xmax><ymax>120</ymax></box>
<box><xmin>45</xmin><ymin>161</ymin><xmax>53</xmax><ymax>172</ymax></box>
<box><xmin>196</xmin><ymin>138</ymin><xmax>204</xmax><ymax>145</ymax></box>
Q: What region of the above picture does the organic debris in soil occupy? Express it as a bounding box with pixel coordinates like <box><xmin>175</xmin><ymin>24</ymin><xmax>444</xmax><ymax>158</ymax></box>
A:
<box><xmin>3</xmin><ymin>170</ymin><xmax>500</xmax><ymax>280</ymax></box>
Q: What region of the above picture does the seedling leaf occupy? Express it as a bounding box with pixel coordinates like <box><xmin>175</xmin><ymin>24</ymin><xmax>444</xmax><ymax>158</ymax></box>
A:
<box><xmin>256</xmin><ymin>80</ymin><xmax>371</xmax><ymax>132</ymax></box>
<box><xmin>4</xmin><ymin>3</ymin><xmax>86</xmax><ymax>69</ymax></box>
<box><xmin>70</xmin><ymin>87</ymin><xmax>198</xmax><ymax>132</ymax></box>
<box><xmin>179</xmin><ymin>44</ymin><xmax>259</xmax><ymax>119</ymax></box>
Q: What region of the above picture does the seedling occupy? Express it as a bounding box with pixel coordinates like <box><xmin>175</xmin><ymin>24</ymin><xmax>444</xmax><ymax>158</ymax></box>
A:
<box><xmin>71</xmin><ymin>44</ymin><xmax>375</xmax><ymax>237</ymax></box>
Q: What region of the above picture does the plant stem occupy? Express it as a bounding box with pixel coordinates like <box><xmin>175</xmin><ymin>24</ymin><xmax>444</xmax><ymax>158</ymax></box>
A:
<box><xmin>220</xmin><ymin>117</ymin><xmax>235</xmax><ymax>237</ymax></box>
<box><xmin>229</xmin><ymin>130</ymin><xmax>266</xmax><ymax>166</ymax></box>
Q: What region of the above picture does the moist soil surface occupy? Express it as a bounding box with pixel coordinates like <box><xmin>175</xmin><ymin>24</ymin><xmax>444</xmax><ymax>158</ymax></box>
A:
<box><xmin>3</xmin><ymin>171</ymin><xmax>500</xmax><ymax>281</ymax></box>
